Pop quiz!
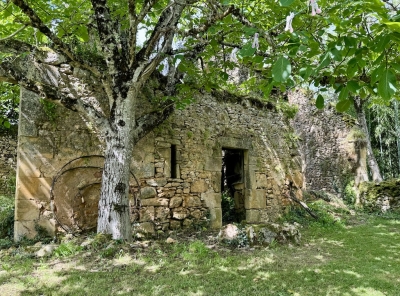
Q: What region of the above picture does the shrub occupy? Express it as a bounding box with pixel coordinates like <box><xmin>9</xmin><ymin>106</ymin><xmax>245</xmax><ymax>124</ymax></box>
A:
<box><xmin>0</xmin><ymin>195</ymin><xmax>14</xmax><ymax>239</ymax></box>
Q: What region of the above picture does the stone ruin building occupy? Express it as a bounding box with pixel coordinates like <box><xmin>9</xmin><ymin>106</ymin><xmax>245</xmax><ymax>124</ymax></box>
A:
<box><xmin>9</xmin><ymin>87</ymin><xmax>366</xmax><ymax>239</ymax></box>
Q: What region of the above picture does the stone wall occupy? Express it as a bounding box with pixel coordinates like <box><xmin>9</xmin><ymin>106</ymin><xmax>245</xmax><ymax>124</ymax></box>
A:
<box><xmin>289</xmin><ymin>90</ymin><xmax>366</xmax><ymax>194</ymax></box>
<box><xmin>13</xmin><ymin>87</ymin><xmax>369</xmax><ymax>239</ymax></box>
<box><xmin>14</xmin><ymin>88</ymin><xmax>304</xmax><ymax>239</ymax></box>
<box><xmin>0</xmin><ymin>128</ymin><xmax>17</xmax><ymax>196</ymax></box>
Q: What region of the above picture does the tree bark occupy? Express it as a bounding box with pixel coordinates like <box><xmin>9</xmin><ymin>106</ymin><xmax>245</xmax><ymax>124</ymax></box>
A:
<box><xmin>354</xmin><ymin>97</ymin><xmax>383</xmax><ymax>182</ymax></box>
<box><xmin>97</xmin><ymin>90</ymin><xmax>136</xmax><ymax>240</ymax></box>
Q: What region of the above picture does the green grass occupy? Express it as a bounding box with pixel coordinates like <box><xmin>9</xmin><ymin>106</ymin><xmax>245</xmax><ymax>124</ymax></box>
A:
<box><xmin>0</xmin><ymin>211</ymin><xmax>399</xmax><ymax>295</ymax></box>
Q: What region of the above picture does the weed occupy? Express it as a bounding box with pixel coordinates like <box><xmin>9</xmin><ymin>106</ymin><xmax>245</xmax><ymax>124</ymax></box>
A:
<box><xmin>54</xmin><ymin>242</ymin><xmax>83</xmax><ymax>257</ymax></box>
<box><xmin>0</xmin><ymin>195</ymin><xmax>14</xmax><ymax>240</ymax></box>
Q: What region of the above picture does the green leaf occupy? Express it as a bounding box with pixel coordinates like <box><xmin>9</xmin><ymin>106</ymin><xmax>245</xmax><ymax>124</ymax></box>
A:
<box><xmin>272</xmin><ymin>56</ymin><xmax>291</xmax><ymax>83</ymax></box>
<box><xmin>316</xmin><ymin>95</ymin><xmax>324</xmax><ymax>109</ymax></box>
<box><xmin>3</xmin><ymin>121</ymin><xmax>10</xmax><ymax>129</ymax></box>
<box><xmin>243</xmin><ymin>27</ymin><xmax>258</xmax><ymax>36</ymax></box>
<box><xmin>299</xmin><ymin>66</ymin><xmax>314</xmax><ymax>80</ymax></box>
<box><xmin>219</xmin><ymin>71</ymin><xmax>229</xmax><ymax>81</ymax></box>
<box><xmin>347</xmin><ymin>81</ymin><xmax>361</xmax><ymax>93</ymax></box>
<box><xmin>336</xmin><ymin>100</ymin><xmax>352</xmax><ymax>112</ymax></box>
<box><xmin>279</xmin><ymin>0</ymin><xmax>295</xmax><ymax>6</ymax></box>
<box><xmin>238</xmin><ymin>43</ymin><xmax>256</xmax><ymax>57</ymax></box>
<box><xmin>3</xmin><ymin>6</ymin><xmax>12</xmax><ymax>18</ymax></box>
<box><xmin>372</xmin><ymin>34</ymin><xmax>391</xmax><ymax>52</ymax></box>
<box><xmin>383</xmin><ymin>22</ymin><xmax>400</xmax><ymax>33</ymax></box>
<box><xmin>346</xmin><ymin>58</ymin><xmax>358</xmax><ymax>78</ymax></box>
<box><xmin>338</xmin><ymin>86</ymin><xmax>349</xmax><ymax>101</ymax></box>
<box><xmin>371</xmin><ymin>65</ymin><xmax>385</xmax><ymax>85</ymax></box>
<box><xmin>378</xmin><ymin>69</ymin><xmax>397</xmax><ymax>100</ymax></box>
<box><xmin>75</xmin><ymin>26</ymin><xmax>89</xmax><ymax>42</ymax></box>
<box><xmin>252</xmin><ymin>55</ymin><xmax>264</xmax><ymax>64</ymax></box>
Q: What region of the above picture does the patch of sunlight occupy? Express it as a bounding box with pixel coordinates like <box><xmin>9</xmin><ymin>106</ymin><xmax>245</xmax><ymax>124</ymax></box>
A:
<box><xmin>376</xmin><ymin>232</ymin><xmax>397</xmax><ymax>236</ymax></box>
<box><xmin>350</xmin><ymin>286</ymin><xmax>386</xmax><ymax>296</ymax></box>
<box><xmin>132</xmin><ymin>258</ymin><xmax>146</xmax><ymax>266</ymax></box>
<box><xmin>216</xmin><ymin>265</ymin><xmax>239</xmax><ymax>276</ymax></box>
<box><xmin>320</xmin><ymin>239</ymin><xmax>344</xmax><ymax>247</ymax></box>
<box><xmin>374</xmin><ymin>257</ymin><xmax>382</xmax><ymax>261</ymax></box>
<box><xmin>373</xmin><ymin>224</ymin><xmax>387</xmax><ymax>228</ymax></box>
<box><xmin>237</xmin><ymin>254</ymin><xmax>274</xmax><ymax>270</ymax></box>
<box><xmin>179</xmin><ymin>268</ymin><xmax>193</xmax><ymax>276</ymax></box>
<box><xmin>189</xmin><ymin>290</ymin><xmax>205</xmax><ymax>296</ymax></box>
<box><xmin>314</xmin><ymin>255</ymin><xmax>327</xmax><ymax>262</ymax></box>
<box><xmin>343</xmin><ymin>270</ymin><xmax>362</xmax><ymax>278</ymax></box>
<box><xmin>144</xmin><ymin>264</ymin><xmax>161</xmax><ymax>273</ymax></box>
<box><xmin>388</xmin><ymin>220</ymin><xmax>400</xmax><ymax>225</ymax></box>
<box><xmin>253</xmin><ymin>271</ymin><xmax>272</xmax><ymax>282</ymax></box>
<box><xmin>113</xmin><ymin>254</ymin><xmax>133</xmax><ymax>266</ymax></box>
<box><xmin>0</xmin><ymin>282</ymin><xmax>26</xmax><ymax>295</ymax></box>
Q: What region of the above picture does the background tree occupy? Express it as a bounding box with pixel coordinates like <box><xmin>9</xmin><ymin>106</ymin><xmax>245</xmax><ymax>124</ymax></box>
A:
<box><xmin>1</xmin><ymin>0</ymin><xmax>400</xmax><ymax>239</ymax></box>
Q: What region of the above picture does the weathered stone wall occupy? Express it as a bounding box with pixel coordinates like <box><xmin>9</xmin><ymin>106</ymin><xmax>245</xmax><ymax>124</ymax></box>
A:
<box><xmin>289</xmin><ymin>90</ymin><xmax>365</xmax><ymax>194</ymax></box>
<box><xmin>15</xmin><ymin>88</ymin><xmax>304</xmax><ymax>239</ymax></box>
<box><xmin>15</xmin><ymin>88</ymin><xmax>102</xmax><ymax>239</ymax></box>
<box><xmin>130</xmin><ymin>93</ymin><xmax>304</xmax><ymax>234</ymax></box>
<box><xmin>0</xmin><ymin>128</ymin><xmax>17</xmax><ymax>196</ymax></box>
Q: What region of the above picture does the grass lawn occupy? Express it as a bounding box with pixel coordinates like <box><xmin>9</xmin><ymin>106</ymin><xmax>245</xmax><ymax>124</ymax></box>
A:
<box><xmin>0</xmin><ymin>212</ymin><xmax>399</xmax><ymax>295</ymax></box>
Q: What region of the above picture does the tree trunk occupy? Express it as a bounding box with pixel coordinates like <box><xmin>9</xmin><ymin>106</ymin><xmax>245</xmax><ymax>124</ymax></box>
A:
<box><xmin>97</xmin><ymin>90</ymin><xmax>136</xmax><ymax>240</ymax></box>
<box><xmin>354</xmin><ymin>97</ymin><xmax>383</xmax><ymax>182</ymax></box>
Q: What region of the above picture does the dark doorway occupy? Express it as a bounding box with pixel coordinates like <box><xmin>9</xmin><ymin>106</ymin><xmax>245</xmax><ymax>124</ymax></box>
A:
<box><xmin>221</xmin><ymin>149</ymin><xmax>246</xmax><ymax>223</ymax></box>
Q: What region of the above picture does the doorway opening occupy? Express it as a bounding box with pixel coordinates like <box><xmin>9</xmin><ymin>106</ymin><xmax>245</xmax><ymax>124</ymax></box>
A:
<box><xmin>221</xmin><ymin>148</ymin><xmax>246</xmax><ymax>223</ymax></box>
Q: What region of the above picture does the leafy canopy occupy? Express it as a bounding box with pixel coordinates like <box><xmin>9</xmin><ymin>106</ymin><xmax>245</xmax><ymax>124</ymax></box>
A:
<box><xmin>0</xmin><ymin>0</ymin><xmax>400</xmax><ymax>119</ymax></box>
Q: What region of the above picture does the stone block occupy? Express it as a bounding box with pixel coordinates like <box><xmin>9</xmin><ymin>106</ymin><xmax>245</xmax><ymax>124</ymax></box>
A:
<box><xmin>190</xmin><ymin>209</ymin><xmax>203</xmax><ymax>220</ymax></box>
<box><xmin>183</xmin><ymin>195</ymin><xmax>202</xmax><ymax>207</ymax></box>
<box><xmin>155</xmin><ymin>207</ymin><xmax>170</xmax><ymax>222</ymax></box>
<box><xmin>211</xmin><ymin>172</ymin><xmax>222</xmax><ymax>193</ymax></box>
<box><xmin>209</xmin><ymin>207</ymin><xmax>222</xmax><ymax>229</ymax></box>
<box><xmin>140</xmin><ymin>198</ymin><xmax>169</xmax><ymax>207</ymax></box>
<box><xmin>246</xmin><ymin>210</ymin><xmax>261</xmax><ymax>223</ymax></box>
<box><xmin>14</xmin><ymin>220</ymin><xmax>37</xmax><ymax>240</ymax></box>
<box><xmin>136</xmin><ymin>222</ymin><xmax>155</xmax><ymax>234</ymax></box>
<box><xmin>15</xmin><ymin>199</ymin><xmax>40</xmax><ymax>220</ymax></box>
<box><xmin>140</xmin><ymin>187</ymin><xmax>157</xmax><ymax>199</ymax></box>
<box><xmin>256</xmin><ymin>173</ymin><xmax>269</xmax><ymax>188</ymax></box>
<box><xmin>201</xmin><ymin>192</ymin><xmax>221</xmax><ymax>209</ymax></box>
<box><xmin>245</xmin><ymin>189</ymin><xmax>266</xmax><ymax>209</ymax></box>
<box><xmin>139</xmin><ymin>206</ymin><xmax>155</xmax><ymax>222</ymax></box>
<box><xmin>191</xmin><ymin>180</ymin><xmax>208</xmax><ymax>193</ymax></box>
<box><xmin>16</xmin><ymin>176</ymin><xmax>52</xmax><ymax>201</ymax></box>
<box><xmin>172</xmin><ymin>207</ymin><xmax>189</xmax><ymax>220</ymax></box>
<box><xmin>183</xmin><ymin>218</ymin><xmax>193</xmax><ymax>227</ymax></box>
<box><xmin>170</xmin><ymin>220</ymin><xmax>181</xmax><ymax>230</ymax></box>
<box><xmin>169</xmin><ymin>196</ymin><xmax>183</xmax><ymax>208</ymax></box>
<box><xmin>204</xmin><ymin>157</ymin><xmax>222</xmax><ymax>171</ymax></box>
<box><xmin>146</xmin><ymin>178</ymin><xmax>168</xmax><ymax>187</ymax></box>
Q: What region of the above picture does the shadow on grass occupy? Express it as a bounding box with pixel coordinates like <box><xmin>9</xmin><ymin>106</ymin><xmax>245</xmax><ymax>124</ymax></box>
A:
<box><xmin>1</xmin><ymin>217</ymin><xmax>399</xmax><ymax>296</ymax></box>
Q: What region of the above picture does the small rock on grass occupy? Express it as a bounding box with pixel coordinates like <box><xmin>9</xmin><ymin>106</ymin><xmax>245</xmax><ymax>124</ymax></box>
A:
<box><xmin>166</xmin><ymin>237</ymin><xmax>177</xmax><ymax>244</ymax></box>
<box><xmin>36</xmin><ymin>244</ymin><xmax>58</xmax><ymax>257</ymax></box>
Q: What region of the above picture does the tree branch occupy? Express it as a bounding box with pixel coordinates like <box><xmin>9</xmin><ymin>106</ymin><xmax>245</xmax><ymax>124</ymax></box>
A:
<box><xmin>134</xmin><ymin>101</ymin><xmax>174</xmax><ymax>144</ymax></box>
<box><xmin>230</xmin><ymin>5</ymin><xmax>276</xmax><ymax>49</ymax></box>
<box><xmin>0</xmin><ymin>25</ymin><xmax>28</xmax><ymax>41</ymax></box>
<box><xmin>182</xmin><ymin>5</ymin><xmax>233</xmax><ymax>36</ymax></box>
<box><xmin>10</xmin><ymin>0</ymin><xmax>101</xmax><ymax>77</ymax></box>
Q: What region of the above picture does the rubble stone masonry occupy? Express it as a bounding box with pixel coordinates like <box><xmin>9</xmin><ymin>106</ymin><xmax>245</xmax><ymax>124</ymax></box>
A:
<box><xmin>12</xmin><ymin>88</ymin><xmax>365</xmax><ymax>239</ymax></box>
